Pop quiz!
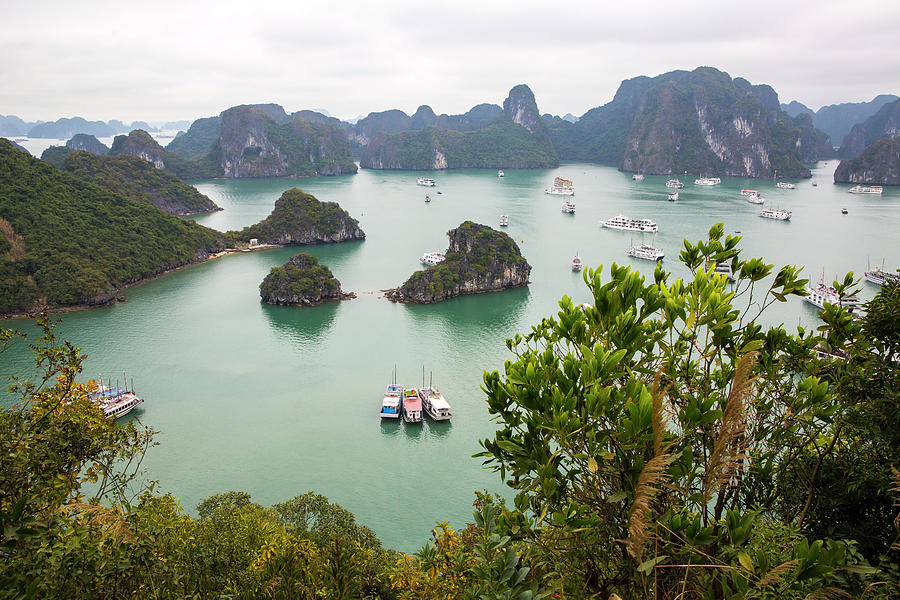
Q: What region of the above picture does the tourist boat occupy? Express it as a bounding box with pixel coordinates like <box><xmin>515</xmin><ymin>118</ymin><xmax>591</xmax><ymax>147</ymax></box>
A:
<box><xmin>709</xmin><ymin>261</ymin><xmax>736</xmax><ymax>282</ymax></box>
<box><xmin>90</xmin><ymin>378</ymin><xmax>144</xmax><ymax>420</ymax></box>
<box><xmin>561</xmin><ymin>199</ymin><xmax>576</xmax><ymax>213</ymax></box>
<box><xmin>627</xmin><ymin>244</ymin><xmax>664</xmax><ymax>261</ymax></box>
<box><xmin>545</xmin><ymin>176</ymin><xmax>575</xmax><ymax>195</ymax></box>
<box><xmin>499</xmin><ymin>214</ymin><xmax>509</xmax><ymax>227</ymax></box>
<box><xmin>380</xmin><ymin>383</ymin><xmax>402</xmax><ymax>419</ymax></box>
<box><xmin>425</xmin><ymin>194</ymin><xmax>431</xmax><ymax>202</ymax></box>
<box><xmin>571</xmin><ymin>254</ymin><xmax>583</xmax><ymax>270</ymax></box>
<box><xmin>747</xmin><ymin>192</ymin><xmax>764</xmax><ymax>204</ymax></box>
<box><xmin>418</xmin><ymin>374</ymin><xmax>451</xmax><ymax>421</ymax></box>
<box><xmin>421</xmin><ymin>252</ymin><xmax>445</xmax><ymax>266</ymax></box>
<box><xmin>848</xmin><ymin>184</ymin><xmax>883</xmax><ymax>194</ymax></box>
<box><xmin>416</xmin><ymin>177</ymin><xmax>436</xmax><ymax>187</ymax></box>
<box><xmin>401</xmin><ymin>388</ymin><xmax>423</xmax><ymax>423</ymax></box>
<box><xmin>740</xmin><ymin>189</ymin><xmax>759</xmax><ymax>197</ymax></box>
<box><xmin>498</xmin><ymin>170</ymin><xmax>505</xmax><ymax>177</ymax></box>
<box><xmin>667</xmin><ymin>191</ymin><xmax>679</xmax><ymax>201</ymax></box>
<box><xmin>665</xmin><ymin>178</ymin><xmax>684</xmax><ymax>189</ymax></box>
<box><xmin>760</xmin><ymin>207</ymin><xmax>791</xmax><ymax>220</ymax></box>
<box><xmin>694</xmin><ymin>177</ymin><xmax>721</xmax><ymax>186</ymax></box>
<box><xmin>776</xmin><ymin>182</ymin><xmax>796</xmax><ymax>189</ymax></box>
<box><xmin>864</xmin><ymin>265</ymin><xmax>900</xmax><ymax>286</ymax></box>
<box><xmin>632</xmin><ymin>173</ymin><xmax>644</xmax><ymax>181</ymax></box>
<box><xmin>601</xmin><ymin>214</ymin><xmax>659</xmax><ymax>232</ymax></box>
<box><xmin>805</xmin><ymin>280</ymin><xmax>863</xmax><ymax>313</ymax></box>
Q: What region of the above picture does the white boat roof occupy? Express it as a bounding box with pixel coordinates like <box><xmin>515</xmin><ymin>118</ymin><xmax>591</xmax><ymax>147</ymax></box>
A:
<box><xmin>429</xmin><ymin>396</ymin><xmax>451</xmax><ymax>410</ymax></box>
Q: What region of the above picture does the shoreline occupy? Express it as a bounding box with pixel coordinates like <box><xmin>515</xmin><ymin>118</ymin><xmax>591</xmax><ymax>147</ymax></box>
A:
<box><xmin>0</xmin><ymin>244</ymin><xmax>285</xmax><ymax>321</ymax></box>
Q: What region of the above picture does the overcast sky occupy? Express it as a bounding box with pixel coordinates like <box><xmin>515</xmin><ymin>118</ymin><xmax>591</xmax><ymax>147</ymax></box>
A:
<box><xmin>2</xmin><ymin>0</ymin><xmax>898</xmax><ymax>124</ymax></box>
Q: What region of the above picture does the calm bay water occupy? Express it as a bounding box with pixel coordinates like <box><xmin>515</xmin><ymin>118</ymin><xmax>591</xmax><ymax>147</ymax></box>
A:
<box><xmin>2</xmin><ymin>162</ymin><xmax>898</xmax><ymax>551</ymax></box>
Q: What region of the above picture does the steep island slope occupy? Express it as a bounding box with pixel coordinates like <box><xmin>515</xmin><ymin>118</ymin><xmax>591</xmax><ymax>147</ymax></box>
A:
<box><xmin>837</xmin><ymin>99</ymin><xmax>900</xmax><ymax>159</ymax></box>
<box><xmin>0</xmin><ymin>139</ymin><xmax>225</xmax><ymax>316</ymax></box>
<box><xmin>386</xmin><ymin>221</ymin><xmax>530</xmax><ymax>304</ymax></box>
<box><xmin>834</xmin><ymin>137</ymin><xmax>900</xmax><ymax>185</ymax></box>
<box><xmin>259</xmin><ymin>252</ymin><xmax>354</xmax><ymax>306</ymax></box>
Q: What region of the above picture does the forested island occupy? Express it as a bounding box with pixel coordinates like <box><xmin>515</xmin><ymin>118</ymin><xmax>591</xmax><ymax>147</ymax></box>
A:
<box><xmin>259</xmin><ymin>252</ymin><xmax>354</xmax><ymax>306</ymax></box>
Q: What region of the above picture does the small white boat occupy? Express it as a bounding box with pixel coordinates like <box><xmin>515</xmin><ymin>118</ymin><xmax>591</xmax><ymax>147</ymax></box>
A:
<box><xmin>418</xmin><ymin>374</ymin><xmax>451</xmax><ymax>421</ymax></box>
<box><xmin>864</xmin><ymin>266</ymin><xmax>900</xmax><ymax>286</ymax></box>
<box><xmin>417</xmin><ymin>177</ymin><xmax>436</xmax><ymax>187</ymax></box>
<box><xmin>694</xmin><ymin>177</ymin><xmax>721</xmax><ymax>186</ymax></box>
<box><xmin>498</xmin><ymin>170</ymin><xmax>505</xmax><ymax>177</ymax></box>
<box><xmin>561</xmin><ymin>199</ymin><xmax>576</xmax><ymax>213</ymax></box>
<box><xmin>665</xmin><ymin>178</ymin><xmax>684</xmax><ymax>189</ymax></box>
<box><xmin>841</xmin><ymin>208</ymin><xmax>848</xmax><ymax>214</ymax></box>
<box><xmin>667</xmin><ymin>191</ymin><xmax>679</xmax><ymax>202</ymax></box>
<box><xmin>545</xmin><ymin>176</ymin><xmax>575</xmax><ymax>195</ymax></box>
<box><xmin>381</xmin><ymin>383</ymin><xmax>402</xmax><ymax>419</ymax></box>
<box><xmin>602</xmin><ymin>214</ymin><xmax>659</xmax><ymax>232</ymax></box>
<box><xmin>760</xmin><ymin>207</ymin><xmax>791</xmax><ymax>220</ymax></box>
<box><xmin>499</xmin><ymin>214</ymin><xmax>509</xmax><ymax>227</ymax></box>
<box><xmin>740</xmin><ymin>189</ymin><xmax>760</xmax><ymax>196</ymax></box>
<box><xmin>425</xmin><ymin>194</ymin><xmax>431</xmax><ymax>202</ymax></box>
<box><xmin>805</xmin><ymin>280</ymin><xmax>863</xmax><ymax>313</ymax></box>
<box><xmin>421</xmin><ymin>252</ymin><xmax>446</xmax><ymax>266</ymax></box>
<box><xmin>849</xmin><ymin>184</ymin><xmax>883</xmax><ymax>194</ymax></box>
<box><xmin>708</xmin><ymin>261</ymin><xmax>736</xmax><ymax>282</ymax></box>
<box><xmin>747</xmin><ymin>192</ymin><xmax>764</xmax><ymax>205</ymax></box>
<box><xmin>571</xmin><ymin>254</ymin><xmax>583</xmax><ymax>270</ymax></box>
<box><xmin>776</xmin><ymin>181</ymin><xmax>796</xmax><ymax>189</ymax></box>
<box><xmin>632</xmin><ymin>173</ymin><xmax>644</xmax><ymax>181</ymax></box>
<box><xmin>627</xmin><ymin>244</ymin><xmax>664</xmax><ymax>261</ymax></box>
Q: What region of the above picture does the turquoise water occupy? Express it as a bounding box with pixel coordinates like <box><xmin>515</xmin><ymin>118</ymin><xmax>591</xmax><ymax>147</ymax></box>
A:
<box><xmin>2</xmin><ymin>163</ymin><xmax>898</xmax><ymax>552</ymax></box>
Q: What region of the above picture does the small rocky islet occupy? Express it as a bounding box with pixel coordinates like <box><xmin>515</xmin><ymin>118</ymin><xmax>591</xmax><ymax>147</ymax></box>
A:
<box><xmin>259</xmin><ymin>252</ymin><xmax>354</xmax><ymax>306</ymax></box>
<box><xmin>386</xmin><ymin>221</ymin><xmax>531</xmax><ymax>304</ymax></box>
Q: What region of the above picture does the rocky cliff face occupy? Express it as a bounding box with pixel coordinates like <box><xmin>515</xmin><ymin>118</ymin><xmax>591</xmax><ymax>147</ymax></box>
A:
<box><xmin>215</xmin><ymin>105</ymin><xmax>357</xmax><ymax>178</ymax></box>
<box><xmin>66</xmin><ymin>134</ymin><xmax>109</xmax><ymax>155</ymax></box>
<box><xmin>386</xmin><ymin>221</ymin><xmax>531</xmax><ymax>304</ymax></box>
<box><xmin>619</xmin><ymin>67</ymin><xmax>812</xmax><ymax>178</ymax></box>
<box><xmin>839</xmin><ymin>100</ymin><xmax>900</xmax><ymax>159</ymax></box>
<box><xmin>228</xmin><ymin>188</ymin><xmax>365</xmax><ymax>246</ymax></box>
<box><xmin>834</xmin><ymin>137</ymin><xmax>900</xmax><ymax>185</ymax></box>
<box><xmin>109</xmin><ymin>129</ymin><xmax>221</xmax><ymax>180</ymax></box>
<box><xmin>166</xmin><ymin>116</ymin><xmax>222</xmax><ymax>159</ymax></box>
<box><xmin>259</xmin><ymin>252</ymin><xmax>354</xmax><ymax>306</ymax></box>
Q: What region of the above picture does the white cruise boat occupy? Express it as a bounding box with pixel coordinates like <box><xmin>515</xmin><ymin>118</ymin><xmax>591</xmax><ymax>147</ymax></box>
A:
<box><xmin>380</xmin><ymin>383</ymin><xmax>402</xmax><ymax>419</ymax></box>
<box><xmin>627</xmin><ymin>244</ymin><xmax>664</xmax><ymax>261</ymax></box>
<box><xmin>667</xmin><ymin>191</ymin><xmax>679</xmax><ymax>201</ymax></box>
<box><xmin>632</xmin><ymin>173</ymin><xmax>644</xmax><ymax>181</ymax></box>
<box><xmin>760</xmin><ymin>207</ymin><xmax>791</xmax><ymax>220</ymax></box>
<box><xmin>571</xmin><ymin>254</ymin><xmax>583</xmax><ymax>271</ymax></box>
<box><xmin>849</xmin><ymin>184</ymin><xmax>883</xmax><ymax>194</ymax></box>
<box><xmin>805</xmin><ymin>281</ymin><xmax>863</xmax><ymax>313</ymax></box>
<box><xmin>499</xmin><ymin>214</ymin><xmax>509</xmax><ymax>227</ymax></box>
<box><xmin>416</xmin><ymin>177</ymin><xmax>436</xmax><ymax>187</ymax></box>
<box><xmin>498</xmin><ymin>170</ymin><xmax>505</xmax><ymax>177</ymax></box>
<box><xmin>694</xmin><ymin>177</ymin><xmax>721</xmax><ymax>186</ymax></box>
<box><xmin>776</xmin><ymin>181</ymin><xmax>796</xmax><ymax>189</ymax></box>
<box><xmin>545</xmin><ymin>176</ymin><xmax>575</xmax><ymax>195</ymax></box>
<box><xmin>747</xmin><ymin>192</ymin><xmax>764</xmax><ymax>204</ymax></box>
<box><xmin>740</xmin><ymin>189</ymin><xmax>759</xmax><ymax>196</ymax></box>
<box><xmin>90</xmin><ymin>380</ymin><xmax>144</xmax><ymax>420</ymax></box>
<box><xmin>418</xmin><ymin>377</ymin><xmax>451</xmax><ymax>421</ymax></box>
<box><xmin>421</xmin><ymin>251</ymin><xmax>446</xmax><ymax>266</ymax></box>
<box><xmin>602</xmin><ymin>214</ymin><xmax>659</xmax><ymax>232</ymax></box>
<box><xmin>864</xmin><ymin>266</ymin><xmax>900</xmax><ymax>286</ymax></box>
<box><xmin>561</xmin><ymin>199</ymin><xmax>576</xmax><ymax>213</ymax></box>
<box><xmin>665</xmin><ymin>178</ymin><xmax>684</xmax><ymax>189</ymax></box>
<box><xmin>709</xmin><ymin>261</ymin><xmax>736</xmax><ymax>282</ymax></box>
<box><xmin>424</xmin><ymin>193</ymin><xmax>431</xmax><ymax>202</ymax></box>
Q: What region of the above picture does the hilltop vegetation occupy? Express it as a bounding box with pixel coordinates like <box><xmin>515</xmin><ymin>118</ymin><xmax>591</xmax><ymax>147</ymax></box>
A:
<box><xmin>0</xmin><ymin>139</ymin><xmax>224</xmax><ymax>315</ymax></box>
<box><xmin>259</xmin><ymin>252</ymin><xmax>354</xmax><ymax>306</ymax></box>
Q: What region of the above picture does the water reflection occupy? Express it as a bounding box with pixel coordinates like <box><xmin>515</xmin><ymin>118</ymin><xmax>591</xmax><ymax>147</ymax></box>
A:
<box><xmin>425</xmin><ymin>419</ymin><xmax>452</xmax><ymax>438</ymax></box>
<box><xmin>261</xmin><ymin>301</ymin><xmax>340</xmax><ymax>345</ymax></box>
<box><xmin>379</xmin><ymin>418</ymin><xmax>401</xmax><ymax>436</ymax></box>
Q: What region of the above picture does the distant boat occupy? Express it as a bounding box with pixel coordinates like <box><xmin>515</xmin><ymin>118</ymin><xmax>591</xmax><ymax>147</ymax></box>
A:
<box><xmin>380</xmin><ymin>375</ymin><xmax>402</xmax><ymax>419</ymax></box>
<box><xmin>601</xmin><ymin>214</ymin><xmax>659</xmax><ymax>232</ymax></box>
<box><xmin>418</xmin><ymin>371</ymin><xmax>451</xmax><ymax>421</ymax></box>
<box><xmin>571</xmin><ymin>254</ymin><xmax>583</xmax><ymax>270</ymax></box>
<box><xmin>666</xmin><ymin>178</ymin><xmax>684</xmax><ymax>189</ymax></box>
<box><xmin>499</xmin><ymin>214</ymin><xmax>509</xmax><ymax>227</ymax></box>
<box><xmin>632</xmin><ymin>173</ymin><xmax>644</xmax><ymax>181</ymax></box>
<box><xmin>561</xmin><ymin>199</ymin><xmax>576</xmax><ymax>213</ymax></box>
<box><xmin>425</xmin><ymin>194</ymin><xmax>431</xmax><ymax>202</ymax></box>
<box><xmin>740</xmin><ymin>189</ymin><xmax>759</xmax><ymax>196</ymax></box>
<box><xmin>841</xmin><ymin>208</ymin><xmax>848</xmax><ymax>214</ymax></box>
<box><xmin>708</xmin><ymin>261</ymin><xmax>736</xmax><ymax>283</ymax></box>
<box><xmin>90</xmin><ymin>376</ymin><xmax>144</xmax><ymax>420</ymax></box>
<box><xmin>627</xmin><ymin>244</ymin><xmax>664</xmax><ymax>261</ymax></box>
<box><xmin>776</xmin><ymin>181</ymin><xmax>796</xmax><ymax>189</ymax></box>
<box><xmin>667</xmin><ymin>191</ymin><xmax>679</xmax><ymax>202</ymax></box>
<box><xmin>805</xmin><ymin>278</ymin><xmax>863</xmax><ymax>313</ymax></box>
<box><xmin>694</xmin><ymin>177</ymin><xmax>721</xmax><ymax>186</ymax></box>
<box><xmin>498</xmin><ymin>170</ymin><xmax>505</xmax><ymax>177</ymax></box>
<box><xmin>417</xmin><ymin>177</ymin><xmax>436</xmax><ymax>187</ymax></box>
<box><xmin>760</xmin><ymin>207</ymin><xmax>791</xmax><ymax>220</ymax></box>
<box><xmin>421</xmin><ymin>252</ymin><xmax>446</xmax><ymax>266</ymax></box>
<box><xmin>401</xmin><ymin>387</ymin><xmax>423</xmax><ymax>423</ymax></box>
<box><xmin>747</xmin><ymin>192</ymin><xmax>764</xmax><ymax>205</ymax></box>
<box><xmin>812</xmin><ymin>182</ymin><xmax>818</xmax><ymax>187</ymax></box>
<box><xmin>545</xmin><ymin>176</ymin><xmax>575</xmax><ymax>195</ymax></box>
<box><xmin>864</xmin><ymin>265</ymin><xmax>900</xmax><ymax>286</ymax></box>
<box><xmin>849</xmin><ymin>184</ymin><xmax>883</xmax><ymax>194</ymax></box>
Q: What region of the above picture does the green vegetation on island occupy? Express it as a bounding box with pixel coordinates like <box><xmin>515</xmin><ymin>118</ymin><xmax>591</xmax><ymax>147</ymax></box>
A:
<box><xmin>2</xmin><ymin>225</ymin><xmax>899</xmax><ymax>598</ymax></box>
<box><xmin>108</xmin><ymin>129</ymin><xmax>222</xmax><ymax>180</ymax></box>
<box><xmin>259</xmin><ymin>252</ymin><xmax>354</xmax><ymax>306</ymax></box>
<box><xmin>0</xmin><ymin>139</ymin><xmax>224</xmax><ymax>315</ymax></box>
<box><xmin>226</xmin><ymin>187</ymin><xmax>365</xmax><ymax>247</ymax></box>
<box><xmin>834</xmin><ymin>136</ymin><xmax>900</xmax><ymax>185</ymax></box>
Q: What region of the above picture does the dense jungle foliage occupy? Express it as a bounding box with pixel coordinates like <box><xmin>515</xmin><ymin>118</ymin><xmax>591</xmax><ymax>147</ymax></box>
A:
<box><xmin>1</xmin><ymin>225</ymin><xmax>897</xmax><ymax>599</ymax></box>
